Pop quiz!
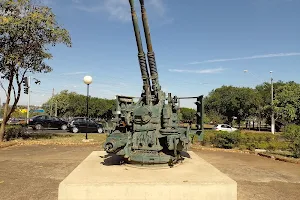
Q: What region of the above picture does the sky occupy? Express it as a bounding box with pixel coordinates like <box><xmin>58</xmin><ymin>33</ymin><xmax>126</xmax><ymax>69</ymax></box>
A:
<box><xmin>1</xmin><ymin>0</ymin><xmax>300</xmax><ymax>108</ymax></box>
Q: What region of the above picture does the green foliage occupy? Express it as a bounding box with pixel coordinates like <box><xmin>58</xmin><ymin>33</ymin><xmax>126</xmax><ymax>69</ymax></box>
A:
<box><xmin>0</xmin><ymin>0</ymin><xmax>71</xmax><ymax>83</ymax></box>
<box><xmin>205</xmin><ymin>110</ymin><xmax>226</xmax><ymax>124</ymax></box>
<box><xmin>3</xmin><ymin>125</ymin><xmax>75</xmax><ymax>141</ymax></box>
<box><xmin>283</xmin><ymin>124</ymin><xmax>300</xmax><ymax>158</ymax></box>
<box><xmin>274</xmin><ymin>82</ymin><xmax>300</xmax><ymax>125</ymax></box>
<box><xmin>0</xmin><ymin>0</ymin><xmax>71</xmax><ymax>141</ymax></box>
<box><xmin>201</xmin><ymin>130</ymin><xmax>289</xmax><ymax>151</ymax></box>
<box><xmin>203</xmin><ymin>81</ymin><xmax>300</xmax><ymax>130</ymax></box>
<box><xmin>200</xmin><ymin>130</ymin><xmax>215</xmax><ymax>146</ymax></box>
<box><xmin>255</xmin><ymin>81</ymin><xmax>286</xmax><ymax>106</ymax></box>
<box><xmin>179</xmin><ymin>107</ymin><xmax>196</xmax><ymax>121</ymax></box>
<box><xmin>212</xmin><ymin>131</ymin><xmax>241</xmax><ymax>149</ymax></box>
<box><xmin>204</xmin><ymin>86</ymin><xmax>260</xmax><ymax>124</ymax></box>
<box><xmin>42</xmin><ymin>90</ymin><xmax>115</xmax><ymax>118</ymax></box>
<box><xmin>4</xmin><ymin>125</ymin><xmax>26</xmax><ymax>141</ymax></box>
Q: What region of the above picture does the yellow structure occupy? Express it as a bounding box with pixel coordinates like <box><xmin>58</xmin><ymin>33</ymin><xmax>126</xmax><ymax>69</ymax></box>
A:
<box><xmin>19</xmin><ymin>109</ymin><xmax>27</xmax><ymax>113</ymax></box>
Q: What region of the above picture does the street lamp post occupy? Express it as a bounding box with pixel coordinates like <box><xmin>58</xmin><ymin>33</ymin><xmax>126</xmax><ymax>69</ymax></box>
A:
<box><xmin>27</xmin><ymin>76</ymin><xmax>31</xmax><ymax>124</ymax></box>
<box><xmin>83</xmin><ymin>75</ymin><xmax>92</xmax><ymax>140</ymax></box>
<box><xmin>244</xmin><ymin>69</ymin><xmax>275</xmax><ymax>134</ymax></box>
<box><xmin>270</xmin><ymin>71</ymin><xmax>275</xmax><ymax>134</ymax></box>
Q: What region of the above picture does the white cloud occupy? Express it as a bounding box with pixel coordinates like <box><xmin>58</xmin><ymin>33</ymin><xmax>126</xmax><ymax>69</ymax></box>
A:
<box><xmin>188</xmin><ymin>52</ymin><xmax>300</xmax><ymax>65</ymax></box>
<box><xmin>104</xmin><ymin>0</ymin><xmax>131</xmax><ymax>22</ymax></box>
<box><xmin>33</xmin><ymin>0</ymin><xmax>54</xmax><ymax>6</ymax></box>
<box><xmin>61</xmin><ymin>72</ymin><xmax>88</xmax><ymax>75</ymax></box>
<box><xmin>168</xmin><ymin>67</ymin><xmax>225</xmax><ymax>74</ymax></box>
<box><xmin>72</xmin><ymin>0</ymin><xmax>169</xmax><ymax>23</ymax></box>
<box><xmin>148</xmin><ymin>0</ymin><xmax>165</xmax><ymax>16</ymax></box>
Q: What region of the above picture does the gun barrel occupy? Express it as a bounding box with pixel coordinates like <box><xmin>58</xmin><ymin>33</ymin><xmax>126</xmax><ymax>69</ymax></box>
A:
<box><xmin>129</xmin><ymin>0</ymin><xmax>151</xmax><ymax>103</ymax></box>
<box><xmin>139</xmin><ymin>0</ymin><xmax>160</xmax><ymax>90</ymax></box>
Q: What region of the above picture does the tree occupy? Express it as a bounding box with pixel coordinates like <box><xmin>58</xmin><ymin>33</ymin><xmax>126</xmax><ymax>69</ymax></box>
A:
<box><xmin>179</xmin><ymin>107</ymin><xmax>196</xmax><ymax>122</ymax></box>
<box><xmin>274</xmin><ymin>82</ymin><xmax>300</xmax><ymax>126</ymax></box>
<box><xmin>42</xmin><ymin>90</ymin><xmax>116</xmax><ymax>118</ymax></box>
<box><xmin>204</xmin><ymin>86</ymin><xmax>259</xmax><ymax>126</ymax></box>
<box><xmin>0</xmin><ymin>0</ymin><xmax>71</xmax><ymax>141</ymax></box>
<box><xmin>256</xmin><ymin>81</ymin><xmax>292</xmax><ymax>130</ymax></box>
<box><xmin>205</xmin><ymin>109</ymin><xmax>226</xmax><ymax>124</ymax></box>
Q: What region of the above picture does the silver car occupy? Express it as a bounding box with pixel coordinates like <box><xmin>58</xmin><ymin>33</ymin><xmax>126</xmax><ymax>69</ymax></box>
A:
<box><xmin>212</xmin><ymin>124</ymin><xmax>238</xmax><ymax>132</ymax></box>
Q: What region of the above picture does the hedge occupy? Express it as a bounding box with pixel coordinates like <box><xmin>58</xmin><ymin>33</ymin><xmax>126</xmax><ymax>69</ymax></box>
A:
<box><xmin>4</xmin><ymin>125</ymin><xmax>28</xmax><ymax>141</ymax></box>
<box><xmin>3</xmin><ymin>125</ymin><xmax>56</xmax><ymax>141</ymax></box>
<box><xmin>283</xmin><ymin>124</ymin><xmax>300</xmax><ymax>158</ymax></box>
<box><xmin>201</xmin><ymin>130</ymin><xmax>289</xmax><ymax>152</ymax></box>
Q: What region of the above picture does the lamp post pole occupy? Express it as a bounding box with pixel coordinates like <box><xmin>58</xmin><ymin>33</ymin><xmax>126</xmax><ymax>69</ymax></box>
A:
<box><xmin>270</xmin><ymin>71</ymin><xmax>275</xmax><ymax>134</ymax></box>
<box><xmin>86</xmin><ymin>83</ymin><xmax>90</xmax><ymax>140</ymax></box>
<box><xmin>83</xmin><ymin>76</ymin><xmax>92</xmax><ymax>140</ymax></box>
<box><xmin>243</xmin><ymin>70</ymin><xmax>275</xmax><ymax>134</ymax></box>
<box><xmin>27</xmin><ymin>76</ymin><xmax>31</xmax><ymax>124</ymax></box>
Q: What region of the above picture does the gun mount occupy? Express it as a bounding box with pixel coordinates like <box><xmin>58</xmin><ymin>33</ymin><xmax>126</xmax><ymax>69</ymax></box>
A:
<box><xmin>103</xmin><ymin>0</ymin><xmax>200</xmax><ymax>166</ymax></box>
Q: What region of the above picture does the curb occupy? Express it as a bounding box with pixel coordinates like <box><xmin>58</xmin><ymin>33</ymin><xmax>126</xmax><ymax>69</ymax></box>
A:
<box><xmin>257</xmin><ymin>152</ymin><xmax>300</xmax><ymax>164</ymax></box>
<box><xmin>191</xmin><ymin>145</ymin><xmax>300</xmax><ymax>165</ymax></box>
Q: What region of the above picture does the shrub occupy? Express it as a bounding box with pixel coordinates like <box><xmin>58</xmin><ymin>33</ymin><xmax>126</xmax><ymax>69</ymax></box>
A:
<box><xmin>4</xmin><ymin>125</ymin><xmax>27</xmax><ymax>141</ymax></box>
<box><xmin>245</xmin><ymin>143</ymin><xmax>256</xmax><ymax>151</ymax></box>
<box><xmin>201</xmin><ymin>131</ymin><xmax>215</xmax><ymax>146</ymax></box>
<box><xmin>3</xmin><ymin>125</ymin><xmax>74</xmax><ymax>142</ymax></box>
<box><xmin>211</xmin><ymin>131</ymin><xmax>241</xmax><ymax>149</ymax></box>
<box><xmin>283</xmin><ymin>124</ymin><xmax>300</xmax><ymax>158</ymax></box>
<box><xmin>238</xmin><ymin>144</ymin><xmax>247</xmax><ymax>150</ymax></box>
<box><xmin>198</xmin><ymin>130</ymin><xmax>289</xmax><ymax>152</ymax></box>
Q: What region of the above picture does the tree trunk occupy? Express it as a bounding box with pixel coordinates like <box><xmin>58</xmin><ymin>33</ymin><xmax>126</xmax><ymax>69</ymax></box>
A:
<box><xmin>0</xmin><ymin>123</ymin><xmax>5</xmax><ymax>141</ymax></box>
<box><xmin>0</xmin><ymin>72</ymin><xmax>15</xmax><ymax>142</ymax></box>
<box><xmin>0</xmin><ymin>97</ymin><xmax>11</xmax><ymax>141</ymax></box>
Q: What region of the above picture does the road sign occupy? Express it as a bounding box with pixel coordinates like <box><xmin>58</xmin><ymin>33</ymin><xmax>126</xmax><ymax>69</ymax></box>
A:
<box><xmin>31</xmin><ymin>109</ymin><xmax>45</xmax><ymax>113</ymax></box>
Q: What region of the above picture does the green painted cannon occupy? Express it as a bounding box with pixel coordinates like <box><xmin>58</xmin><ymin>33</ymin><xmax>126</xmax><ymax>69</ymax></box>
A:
<box><xmin>103</xmin><ymin>0</ymin><xmax>203</xmax><ymax>166</ymax></box>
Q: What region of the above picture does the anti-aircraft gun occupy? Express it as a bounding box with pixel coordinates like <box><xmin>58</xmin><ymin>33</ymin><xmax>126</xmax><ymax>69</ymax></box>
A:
<box><xmin>103</xmin><ymin>0</ymin><xmax>198</xmax><ymax>165</ymax></box>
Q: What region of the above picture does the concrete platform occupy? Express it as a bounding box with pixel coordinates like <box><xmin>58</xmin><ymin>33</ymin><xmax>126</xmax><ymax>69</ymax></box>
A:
<box><xmin>58</xmin><ymin>151</ymin><xmax>237</xmax><ymax>200</ymax></box>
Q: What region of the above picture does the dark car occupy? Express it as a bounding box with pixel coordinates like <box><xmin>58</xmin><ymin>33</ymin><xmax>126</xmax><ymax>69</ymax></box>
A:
<box><xmin>68</xmin><ymin>117</ymin><xmax>103</xmax><ymax>133</ymax></box>
<box><xmin>28</xmin><ymin>115</ymin><xmax>68</xmax><ymax>130</ymax></box>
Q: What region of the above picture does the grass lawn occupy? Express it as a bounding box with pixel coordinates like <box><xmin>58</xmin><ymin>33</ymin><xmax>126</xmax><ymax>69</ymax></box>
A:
<box><xmin>0</xmin><ymin>133</ymin><xmax>107</xmax><ymax>148</ymax></box>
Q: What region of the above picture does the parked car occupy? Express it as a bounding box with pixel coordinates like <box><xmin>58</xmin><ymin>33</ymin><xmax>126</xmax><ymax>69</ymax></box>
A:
<box><xmin>28</xmin><ymin>115</ymin><xmax>68</xmax><ymax>130</ymax></box>
<box><xmin>8</xmin><ymin>118</ymin><xmax>23</xmax><ymax>125</ymax></box>
<box><xmin>212</xmin><ymin>124</ymin><xmax>238</xmax><ymax>132</ymax></box>
<box><xmin>68</xmin><ymin>117</ymin><xmax>104</xmax><ymax>133</ymax></box>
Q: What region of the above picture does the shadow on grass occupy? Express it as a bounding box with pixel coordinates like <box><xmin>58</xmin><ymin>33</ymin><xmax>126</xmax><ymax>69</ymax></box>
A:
<box><xmin>24</xmin><ymin>133</ymin><xmax>74</xmax><ymax>140</ymax></box>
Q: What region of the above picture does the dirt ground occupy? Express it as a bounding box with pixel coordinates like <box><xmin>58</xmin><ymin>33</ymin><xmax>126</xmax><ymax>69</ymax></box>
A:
<box><xmin>0</xmin><ymin>145</ymin><xmax>299</xmax><ymax>200</ymax></box>
<box><xmin>196</xmin><ymin>149</ymin><xmax>300</xmax><ymax>200</ymax></box>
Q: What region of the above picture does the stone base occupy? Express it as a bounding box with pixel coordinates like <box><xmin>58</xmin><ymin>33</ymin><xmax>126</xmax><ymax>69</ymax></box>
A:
<box><xmin>58</xmin><ymin>151</ymin><xmax>237</xmax><ymax>200</ymax></box>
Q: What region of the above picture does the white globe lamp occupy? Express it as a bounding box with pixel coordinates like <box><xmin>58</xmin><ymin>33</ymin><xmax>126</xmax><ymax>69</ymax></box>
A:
<box><xmin>83</xmin><ymin>75</ymin><xmax>92</xmax><ymax>85</ymax></box>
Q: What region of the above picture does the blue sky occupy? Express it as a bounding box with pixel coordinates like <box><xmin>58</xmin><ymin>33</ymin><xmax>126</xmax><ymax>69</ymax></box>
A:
<box><xmin>2</xmin><ymin>0</ymin><xmax>300</xmax><ymax>108</ymax></box>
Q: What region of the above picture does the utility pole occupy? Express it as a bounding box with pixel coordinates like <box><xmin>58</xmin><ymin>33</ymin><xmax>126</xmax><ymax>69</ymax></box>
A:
<box><xmin>27</xmin><ymin>76</ymin><xmax>31</xmax><ymax>124</ymax></box>
<box><xmin>270</xmin><ymin>71</ymin><xmax>275</xmax><ymax>134</ymax></box>
<box><xmin>244</xmin><ymin>69</ymin><xmax>275</xmax><ymax>134</ymax></box>
<box><xmin>50</xmin><ymin>88</ymin><xmax>54</xmax><ymax>116</ymax></box>
<box><xmin>55</xmin><ymin>101</ymin><xmax>57</xmax><ymax>117</ymax></box>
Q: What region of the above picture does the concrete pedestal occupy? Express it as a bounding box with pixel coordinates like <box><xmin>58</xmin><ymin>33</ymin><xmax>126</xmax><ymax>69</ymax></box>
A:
<box><xmin>58</xmin><ymin>151</ymin><xmax>237</xmax><ymax>200</ymax></box>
